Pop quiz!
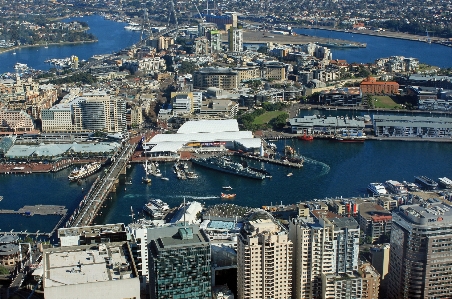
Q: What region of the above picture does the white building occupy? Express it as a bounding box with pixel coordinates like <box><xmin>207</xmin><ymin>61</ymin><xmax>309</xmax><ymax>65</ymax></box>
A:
<box><xmin>228</xmin><ymin>28</ymin><xmax>243</xmax><ymax>52</ymax></box>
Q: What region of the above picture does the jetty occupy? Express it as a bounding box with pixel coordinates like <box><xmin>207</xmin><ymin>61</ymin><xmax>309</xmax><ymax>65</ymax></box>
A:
<box><xmin>235</xmin><ymin>152</ymin><xmax>303</xmax><ymax>168</ymax></box>
<box><xmin>0</xmin><ymin>205</ymin><xmax>67</xmax><ymax>216</ymax></box>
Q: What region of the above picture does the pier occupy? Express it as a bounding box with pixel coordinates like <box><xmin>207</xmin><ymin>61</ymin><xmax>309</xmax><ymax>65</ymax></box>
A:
<box><xmin>66</xmin><ymin>142</ymin><xmax>136</xmax><ymax>227</ymax></box>
<box><xmin>0</xmin><ymin>205</ymin><xmax>67</xmax><ymax>216</ymax></box>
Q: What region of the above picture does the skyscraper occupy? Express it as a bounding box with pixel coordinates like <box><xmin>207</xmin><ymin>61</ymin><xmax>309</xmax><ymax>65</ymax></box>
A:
<box><xmin>387</xmin><ymin>202</ymin><xmax>452</xmax><ymax>298</ymax></box>
<box><xmin>228</xmin><ymin>28</ymin><xmax>243</xmax><ymax>52</ymax></box>
<box><xmin>148</xmin><ymin>225</ymin><xmax>211</xmax><ymax>299</ymax></box>
<box><xmin>289</xmin><ymin>210</ymin><xmax>360</xmax><ymax>299</ymax></box>
<box><xmin>237</xmin><ymin>211</ymin><xmax>293</xmax><ymax>299</ymax></box>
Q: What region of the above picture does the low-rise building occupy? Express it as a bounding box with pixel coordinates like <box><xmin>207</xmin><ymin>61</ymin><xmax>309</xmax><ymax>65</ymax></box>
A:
<box><xmin>319</xmin><ymin>87</ymin><xmax>362</xmax><ymax>106</ymax></box>
<box><xmin>358</xmin><ymin>202</ymin><xmax>392</xmax><ymax>242</ymax></box>
<box><xmin>57</xmin><ymin>224</ymin><xmax>127</xmax><ymax>247</ymax></box>
<box><xmin>360</xmin><ymin>77</ymin><xmax>399</xmax><ymax>95</ymax></box>
<box><xmin>373</xmin><ymin>115</ymin><xmax>452</xmax><ymax>138</ymax></box>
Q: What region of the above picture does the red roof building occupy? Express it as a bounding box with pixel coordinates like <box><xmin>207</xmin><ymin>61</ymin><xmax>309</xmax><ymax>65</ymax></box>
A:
<box><xmin>360</xmin><ymin>76</ymin><xmax>399</xmax><ymax>95</ymax></box>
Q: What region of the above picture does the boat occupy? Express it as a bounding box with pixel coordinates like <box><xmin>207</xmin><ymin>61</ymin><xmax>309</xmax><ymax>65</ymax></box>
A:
<box><xmin>68</xmin><ymin>162</ymin><xmax>101</xmax><ymax>181</ymax></box>
<box><xmin>415</xmin><ymin>176</ymin><xmax>438</xmax><ymax>190</ymax></box>
<box><xmin>438</xmin><ymin>177</ymin><xmax>452</xmax><ymax>189</ymax></box>
<box><xmin>191</xmin><ymin>156</ymin><xmax>266</xmax><ymax>180</ymax></box>
<box><xmin>143</xmin><ymin>199</ymin><xmax>169</xmax><ymax>218</ymax></box>
<box><xmin>298</xmin><ymin>133</ymin><xmax>314</xmax><ymax>141</ymax></box>
<box><xmin>287</xmin><ymin>173</ymin><xmax>293</xmax><ymax>177</ymax></box>
<box><xmin>384</xmin><ymin>180</ymin><xmax>407</xmax><ymax>194</ymax></box>
<box><xmin>14</xmin><ymin>63</ymin><xmax>28</xmax><ymax>71</ymax></box>
<box><xmin>186</xmin><ymin>171</ymin><xmax>198</xmax><ymax>179</ymax></box>
<box><xmin>142</xmin><ymin>177</ymin><xmax>152</xmax><ymax>184</ymax></box>
<box><xmin>403</xmin><ymin>181</ymin><xmax>420</xmax><ymax>192</ymax></box>
<box><xmin>367</xmin><ymin>183</ymin><xmax>388</xmax><ymax>196</ymax></box>
<box><xmin>160</xmin><ymin>177</ymin><xmax>169</xmax><ymax>181</ymax></box>
<box><xmin>334</xmin><ymin>129</ymin><xmax>366</xmax><ymax>143</ymax></box>
<box><xmin>221</xmin><ymin>193</ymin><xmax>236</xmax><ymax>199</ymax></box>
<box><xmin>222</xmin><ymin>186</ymin><xmax>233</xmax><ymax>190</ymax></box>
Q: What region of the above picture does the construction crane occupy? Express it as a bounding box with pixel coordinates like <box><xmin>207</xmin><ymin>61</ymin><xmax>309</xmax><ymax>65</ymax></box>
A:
<box><xmin>192</xmin><ymin>1</ymin><xmax>205</xmax><ymax>23</ymax></box>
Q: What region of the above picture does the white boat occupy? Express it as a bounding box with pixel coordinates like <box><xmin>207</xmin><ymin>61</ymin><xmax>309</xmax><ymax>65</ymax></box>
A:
<box><xmin>161</xmin><ymin>177</ymin><xmax>169</xmax><ymax>181</ymax></box>
<box><xmin>367</xmin><ymin>183</ymin><xmax>387</xmax><ymax>196</ymax></box>
<box><xmin>287</xmin><ymin>173</ymin><xmax>293</xmax><ymax>177</ymax></box>
<box><xmin>439</xmin><ymin>177</ymin><xmax>452</xmax><ymax>189</ymax></box>
<box><xmin>385</xmin><ymin>180</ymin><xmax>408</xmax><ymax>194</ymax></box>
<box><xmin>143</xmin><ymin>199</ymin><xmax>170</xmax><ymax>218</ymax></box>
<box><xmin>222</xmin><ymin>186</ymin><xmax>233</xmax><ymax>190</ymax></box>
<box><xmin>68</xmin><ymin>162</ymin><xmax>101</xmax><ymax>181</ymax></box>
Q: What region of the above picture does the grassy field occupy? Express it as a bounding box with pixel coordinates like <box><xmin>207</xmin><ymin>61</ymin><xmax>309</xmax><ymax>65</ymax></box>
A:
<box><xmin>372</xmin><ymin>96</ymin><xmax>403</xmax><ymax>109</ymax></box>
<box><xmin>253</xmin><ymin>111</ymin><xmax>286</xmax><ymax>125</ymax></box>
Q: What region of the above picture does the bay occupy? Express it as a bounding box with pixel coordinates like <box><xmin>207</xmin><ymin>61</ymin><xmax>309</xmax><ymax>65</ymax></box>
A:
<box><xmin>0</xmin><ymin>15</ymin><xmax>141</xmax><ymax>74</ymax></box>
<box><xmin>294</xmin><ymin>28</ymin><xmax>452</xmax><ymax>68</ymax></box>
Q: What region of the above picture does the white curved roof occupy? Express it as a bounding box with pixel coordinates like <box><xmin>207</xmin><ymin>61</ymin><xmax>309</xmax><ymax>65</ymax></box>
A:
<box><xmin>148</xmin><ymin>131</ymin><xmax>253</xmax><ymax>144</ymax></box>
<box><xmin>177</xmin><ymin>119</ymin><xmax>239</xmax><ymax>134</ymax></box>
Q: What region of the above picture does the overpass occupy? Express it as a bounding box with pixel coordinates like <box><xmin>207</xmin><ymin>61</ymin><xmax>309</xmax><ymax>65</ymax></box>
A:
<box><xmin>66</xmin><ymin>142</ymin><xmax>136</xmax><ymax>228</ymax></box>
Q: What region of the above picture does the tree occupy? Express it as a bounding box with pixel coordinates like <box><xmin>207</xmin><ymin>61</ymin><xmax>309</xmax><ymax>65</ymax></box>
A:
<box><xmin>0</xmin><ymin>265</ymin><xmax>9</xmax><ymax>275</ymax></box>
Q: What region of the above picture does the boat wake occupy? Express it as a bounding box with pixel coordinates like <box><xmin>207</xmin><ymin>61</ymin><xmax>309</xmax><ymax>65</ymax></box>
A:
<box><xmin>302</xmin><ymin>156</ymin><xmax>330</xmax><ymax>176</ymax></box>
<box><xmin>163</xmin><ymin>195</ymin><xmax>221</xmax><ymax>200</ymax></box>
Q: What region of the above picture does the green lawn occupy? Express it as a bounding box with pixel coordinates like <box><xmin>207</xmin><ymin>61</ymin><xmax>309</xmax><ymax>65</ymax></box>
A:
<box><xmin>372</xmin><ymin>96</ymin><xmax>402</xmax><ymax>109</ymax></box>
<box><xmin>253</xmin><ymin>111</ymin><xmax>286</xmax><ymax>125</ymax></box>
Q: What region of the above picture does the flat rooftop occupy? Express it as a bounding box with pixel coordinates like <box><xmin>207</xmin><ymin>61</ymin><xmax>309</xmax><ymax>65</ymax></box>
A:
<box><xmin>398</xmin><ymin>202</ymin><xmax>452</xmax><ymax>225</ymax></box>
<box><xmin>44</xmin><ymin>242</ymin><xmax>136</xmax><ymax>287</ymax></box>
<box><xmin>58</xmin><ymin>223</ymin><xmax>125</xmax><ymax>238</ymax></box>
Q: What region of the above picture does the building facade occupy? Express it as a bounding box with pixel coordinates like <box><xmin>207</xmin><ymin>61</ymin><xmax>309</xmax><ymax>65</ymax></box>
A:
<box><xmin>0</xmin><ymin>108</ymin><xmax>35</xmax><ymax>133</ymax></box>
<box><xmin>237</xmin><ymin>212</ymin><xmax>293</xmax><ymax>299</ymax></box>
<box><xmin>387</xmin><ymin>202</ymin><xmax>452</xmax><ymax>298</ymax></box>
<box><xmin>193</xmin><ymin>68</ymin><xmax>238</xmax><ymax>90</ymax></box>
<box><xmin>148</xmin><ymin>226</ymin><xmax>212</xmax><ymax>299</ymax></box>
<box><xmin>360</xmin><ymin>77</ymin><xmax>399</xmax><ymax>95</ymax></box>
<box><xmin>228</xmin><ymin>28</ymin><xmax>243</xmax><ymax>52</ymax></box>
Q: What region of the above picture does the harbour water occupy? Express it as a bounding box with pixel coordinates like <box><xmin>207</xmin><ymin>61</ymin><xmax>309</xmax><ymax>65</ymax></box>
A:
<box><xmin>2</xmin><ymin>134</ymin><xmax>450</xmax><ymax>238</ymax></box>
<box><xmin>0</xmin><ymin>15</ymin><xmax>141</xmax><ymax>74</ymax></box>
<box><xmin>294</xmin><ymin>28</ymin><xmax>452</xmax><ymax>68</ymax></box>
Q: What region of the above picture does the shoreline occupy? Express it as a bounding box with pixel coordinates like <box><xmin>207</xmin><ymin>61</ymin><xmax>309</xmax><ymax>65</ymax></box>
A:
<box><xmin>0</xmin><ymin>39</ymin><xmax>98</xmax><ymax>55</ymax></box>
<box><xmin>295</xmin><ymin>26</ymin><xmax>452</xmax><ymax>48</ymax></box>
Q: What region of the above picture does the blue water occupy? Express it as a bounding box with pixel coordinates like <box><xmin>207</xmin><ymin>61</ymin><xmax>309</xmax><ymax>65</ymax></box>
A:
<box><xmin>0</xmin><ymin>15</ymin><xmax>141</xmax><ymax>74</ymax></box>
<box><xmin>294</xmin><ymin>28</ymin><xmax>452</xmax><ymax>68</ymax></box>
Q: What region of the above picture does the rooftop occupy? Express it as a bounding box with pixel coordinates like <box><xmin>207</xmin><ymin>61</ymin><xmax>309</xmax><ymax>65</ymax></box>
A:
<box><xmin>43</xmin><ymin>242</ymin><xmax>137</xmax><ymax>287</ymax></box>
<box><xmin>58</xmin><ymin>223</ymin><xmax>125</xmax><ymax>238</ymax></box>
<box><xmin>398</xmin><ymin>202</ymin><xmax>452</xmax><ymax>225</ymax></box>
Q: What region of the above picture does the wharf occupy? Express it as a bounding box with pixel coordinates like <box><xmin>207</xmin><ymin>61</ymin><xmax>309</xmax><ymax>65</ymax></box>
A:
<box><xmin>0</xmin><ymin>205</ymin><xmax>67</xmax><ymax>216</ymax></box>
<box><xmin>235</xmin><ymin>152</ymin><xmax>303</xmax><ymax>168</ymax></box>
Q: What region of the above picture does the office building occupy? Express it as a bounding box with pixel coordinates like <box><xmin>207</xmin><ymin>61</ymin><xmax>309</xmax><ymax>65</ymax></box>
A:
<box><xmin>358</xmin><ymin>202</ymin><xmax>392</xmax><ymax>243</ymax></box>
<box><xmin>228</xmin><ymin>28</ymin><xmax>243</xmax><ymax>52</ymax></box>
<box><xmin>237</xmin><ymin>211</ymin><xmax>293</xmax><ymax>299</ymax></box>
<box><xmin>387</xmin><ymin>202</ymin><xmax>452</xmax><ymax>298</ymax></box>
<box><xmin>42</xmin><ymin>242</ymin><xmax>140</xmax><ymax>299</ymax></box>
<box><xmin>148</xmin><ymin>225</ymin><xmax>211</xmax><ymax>299</ymax></box>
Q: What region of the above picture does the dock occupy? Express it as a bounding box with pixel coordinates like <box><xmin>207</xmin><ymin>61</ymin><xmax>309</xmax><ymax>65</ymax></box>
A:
<box><xmin>0</xmin><ymin>205</ymin><xmax>67</xmax><ymax>216</ymax></box>
<box><xmin>235</xmin><ymin>152</ymin><xmax>303</xmax><ymax>168</ymax></box>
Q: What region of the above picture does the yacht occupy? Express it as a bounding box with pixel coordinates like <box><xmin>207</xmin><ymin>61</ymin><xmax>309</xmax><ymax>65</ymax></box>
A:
<box><xmin>385</xmin><ymin>180</ymin><xmax>408</xmax><ymax>194</ymax></box>
<box><xmin>367</xmin><ymin>183</ymin><xmax>388</xmax><ymax>196</ymax></box>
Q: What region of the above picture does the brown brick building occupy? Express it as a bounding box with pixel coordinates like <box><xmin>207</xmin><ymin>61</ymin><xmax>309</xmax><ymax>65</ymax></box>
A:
<box><xmin>360</xmin><ymin>77</ymin><xmax>399</xmax><ymax>94</ymax></box>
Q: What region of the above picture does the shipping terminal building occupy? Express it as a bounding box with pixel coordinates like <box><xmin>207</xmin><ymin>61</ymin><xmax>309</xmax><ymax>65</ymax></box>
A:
<box><xmin>143</xmin><ymin>119</ymin><xmax>261</xmax><ymax>158</ymax></box>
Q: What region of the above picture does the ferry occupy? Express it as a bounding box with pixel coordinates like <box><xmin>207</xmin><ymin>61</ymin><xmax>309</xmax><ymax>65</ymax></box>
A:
<box><xmin>438</xmin><ymin>177</ymin><xmax>452</xmax><ymax>189</ymax></box>
<box><xmin>68</xmin><ymin>162</ymin><xmax>101</xmax><ymax>181</ymax></box>
<box><xmin>385</xmin><ymin>180</ymin><xmax>408</xmax><ymax>194</ymax></box>
<box><xmin>191</xmin><ymin>156</ymin><xmax>266</xmax><ymax>180</ymax></box>
<box><xmin>367</xmin><ymin>183</ymin><xmax>388</xmax><ymax>196</ymax></box>
<box><xmin>334</xmin><ymin>129</ymin><xmax>366</xmax><ymax>143</ymax></box>
<box><xmin>415</xmin><ymin>176</ymin><xmax>438</xmax><ymax>190</ymax></box>
<box><xmin>143</xmin><ymin>199</ymin><xmax>169</xmax><ymax>218</ymax></box>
